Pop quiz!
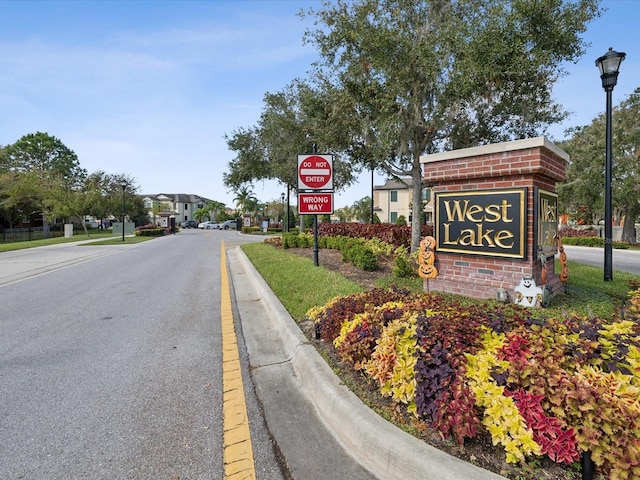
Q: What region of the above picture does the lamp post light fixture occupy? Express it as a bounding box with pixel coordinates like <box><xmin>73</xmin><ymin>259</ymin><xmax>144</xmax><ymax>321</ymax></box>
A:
<box><xmin>121</xmin><ymin>183</ymin><xmax>127</xmax><ymax>242</ymax></box>
<box><xmin>596</xmin><ymin>47</ymin><xmax>625</xmax><ymax>282</ymax></box>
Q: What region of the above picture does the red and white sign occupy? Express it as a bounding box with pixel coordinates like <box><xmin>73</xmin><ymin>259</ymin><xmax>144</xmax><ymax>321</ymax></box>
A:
<box><xmin>298</xmin><ymin>154</ymin><xmax>333</xmax><ymax>190</ymax></box>
<box><xmin>298</xmin><ymin>192</ymin><xmax>334</xmax><ymax>215</ymax></box>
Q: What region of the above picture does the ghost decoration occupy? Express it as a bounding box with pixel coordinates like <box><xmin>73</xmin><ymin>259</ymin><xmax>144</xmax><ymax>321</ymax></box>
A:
<box><xmin>514</xmin><ymin>276</ymin><xmax>543</xmax><ymax>308</ymax></box>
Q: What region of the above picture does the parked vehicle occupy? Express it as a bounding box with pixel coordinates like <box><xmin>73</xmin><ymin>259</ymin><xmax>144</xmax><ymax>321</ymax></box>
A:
<box><xmin>220</xmin><ymin>220</ymin><xmax>236</xmax><ymax>230</ymax></box>
<box><xmin>180</xmin><ymin>220</ymin><xmax>198</xmax><ymax>229</ymax></box>
<box><xmin>196</xmin><ymin>221</ymin><xmax>219</xmax><ymax>230</ymax></box>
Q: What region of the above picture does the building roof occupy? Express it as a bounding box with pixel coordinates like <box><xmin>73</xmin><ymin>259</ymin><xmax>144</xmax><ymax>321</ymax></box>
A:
<box><xmin>373</xmin><ymin>178</ymin><xmax>413</xmax><ymax>191</ymax></box>
<box><xmin>140</xmin><ymin>193</ymin><xmax>215</xmax><ymax>204</ymax></box>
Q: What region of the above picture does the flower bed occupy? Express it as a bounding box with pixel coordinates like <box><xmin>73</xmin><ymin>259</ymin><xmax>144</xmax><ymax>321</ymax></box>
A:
<box><xmin>308</xmin><ymin>286</ymin><xmax>640</xmax><ymax>480</ymax></box>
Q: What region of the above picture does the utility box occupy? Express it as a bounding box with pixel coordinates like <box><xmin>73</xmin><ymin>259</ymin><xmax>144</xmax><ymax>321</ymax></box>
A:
<box><xmin>113</xmin><ymin>222</ymin><xmax>135</xmax><ymax>236</ymax></box>
<box><xmin>64</xmin><ymin>224</ymin><xmax>73</xmax><ymax>238</ymax></box>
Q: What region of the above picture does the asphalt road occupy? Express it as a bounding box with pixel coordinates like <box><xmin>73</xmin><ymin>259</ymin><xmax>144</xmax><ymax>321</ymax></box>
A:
<box><xmin>0</xmin><ymin>230</ymin><xmax>283</xmax><ymax>480</ymax></box>
<box><xmin>562</xmin><ymin>245</ymin><xmax>640</xmax><ymax>275</ymax></box>
<box><xmin>4</xmin><ymin>233</ymin><xmax>634</xmax><ymax>480</ymax></box>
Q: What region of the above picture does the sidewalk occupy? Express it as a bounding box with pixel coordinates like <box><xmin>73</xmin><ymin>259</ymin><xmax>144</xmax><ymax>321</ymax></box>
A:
<box><xmin>0</xmin><ymin>237</ymin><xmax>131</xmax><ymax>286</ymax></box>
<box><xmin>228</xmin><ymin>246</ymin><xmax>507</xmax><ymax>480</ymax></box>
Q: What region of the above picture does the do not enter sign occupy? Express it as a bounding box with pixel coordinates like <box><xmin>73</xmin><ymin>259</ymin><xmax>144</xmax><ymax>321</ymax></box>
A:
<box><xmin>298</xmin><ymin>154</ymin><xmax>333</xmax><ymax>190</ymax></box>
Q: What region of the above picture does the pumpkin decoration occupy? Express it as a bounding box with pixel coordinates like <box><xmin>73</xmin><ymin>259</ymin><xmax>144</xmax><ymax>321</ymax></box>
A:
<box><xmin>418</xmin><ymin>236</ymin><xmax>438</xmax><ymax>279</ymax></box>
<box><xmin>420</xmin><ymin>249</ymin><xmax>435</xmax><ymax>265</ymax></box>
<box><xmin>420</xmin><ymin>236</ymin><xmax>436</xmax><ymax>250</ymax></box>
<box><xmin>419</xmin><ymin>263</ymin><xmax>438</xmax><ymax>278</ymax></box>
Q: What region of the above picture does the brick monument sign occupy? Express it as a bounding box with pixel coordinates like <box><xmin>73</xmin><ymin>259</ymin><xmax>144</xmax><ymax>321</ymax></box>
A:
<box><xmin>421</xmin><ymin>137</ymin><xmax>568</xmax><ymax>304</ymax></box>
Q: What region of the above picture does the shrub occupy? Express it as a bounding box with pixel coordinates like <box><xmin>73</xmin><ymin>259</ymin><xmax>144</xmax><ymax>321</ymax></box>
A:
<box><xmin>560</xmin><ymin>235</ymin><xmax>629</xmax><ymax>249</ymax></box>
<box><xmin>559</xmin><ymin>227</ymin><xmax>598</xmax><ymax>238</ymax></box>
<box><xmin>395</xmin><ymin>215</ymin><xmax>407</xmax><ymax>226</ymax></box>
<box><xmin>282</xmin><ymin>232</ymin><xmax>313</xmax><ymax>248</ymax></box>
<box><xmin>342</xmin><ymin>242</ymin><xmax>378</xmax><ymax>271</ymax></box>
<box><xmin>134</xmin><ymin>225</ymin><xmax>164</xmax><ymax>236</ymax></box>
<box><xmin>393</xmin><ymin>246</ymin><xmax>418</xmax><ymax>278</ymax></box>
<box><xmin>317</xmin><ymin>222</ymin><xmax>433</xmax><ymax>249</ymax></box>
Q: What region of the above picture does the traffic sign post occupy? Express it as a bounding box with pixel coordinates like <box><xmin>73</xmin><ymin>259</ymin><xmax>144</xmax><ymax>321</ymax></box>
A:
<box><xmin>297</xmin><ymin>152</ymin><xmax>334</xmax><ymax>268</ymax></box>
<box><xmin>298</xmin><ymin>154</ymin><xmax>333</xmax><ymax>191</ymax></box>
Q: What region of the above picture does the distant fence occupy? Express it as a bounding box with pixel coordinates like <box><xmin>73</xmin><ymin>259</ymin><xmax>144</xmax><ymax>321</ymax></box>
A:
<box><xmin>1</xmin><ymin>226</ymin><xmax>67</xmax><ymax>243</ymax></box>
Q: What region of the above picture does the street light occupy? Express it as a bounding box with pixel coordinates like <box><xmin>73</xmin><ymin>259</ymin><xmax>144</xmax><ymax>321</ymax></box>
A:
<box><xmin>596</xmin><ymin>47</ymin><xmax>625</xmax><ymax>281</ymax></box>
<box><xmin>121</xmin><ymin>183</ymin><xmax>127</xmax><ymax>242</ymax></box>
<box><xmin>280</xmin><ymin>192</ymin><xmax>285</xmax><ymax>232</ymax></box>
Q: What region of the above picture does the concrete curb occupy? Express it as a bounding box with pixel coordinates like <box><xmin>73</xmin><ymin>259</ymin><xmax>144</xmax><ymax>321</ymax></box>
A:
<box><xmin>234</xmin><ymin>247</ymin><xmax>506</xmax><ymax>480</ymax></box>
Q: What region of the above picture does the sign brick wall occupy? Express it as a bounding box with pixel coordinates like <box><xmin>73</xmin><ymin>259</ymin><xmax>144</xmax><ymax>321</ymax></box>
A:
<box><xmin>421</xmin><ymin>137</ymin><xmax>568</xmax><ymax>302</ymax></box>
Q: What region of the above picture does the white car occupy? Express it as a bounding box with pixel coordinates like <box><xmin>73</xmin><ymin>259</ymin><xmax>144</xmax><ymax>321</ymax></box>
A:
<box><xmin>219</xmin><ymin>220</ymin><xmax>236</xmax><ymax>230</ymax></box>
<box><xmin>203</xmin><ymin>221</ymin><xmax>220</xmax><ymax>230</ymax></box>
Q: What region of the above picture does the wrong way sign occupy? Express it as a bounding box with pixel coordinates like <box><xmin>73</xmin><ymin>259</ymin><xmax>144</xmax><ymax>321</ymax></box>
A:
<box><xmin>298</xmin><ymin>154</ymin><xmax>333</xmax><ymax>191</ymax></box>
<box><xmin>298</xmin><ymin>192</ymin><xmax>334</xmax><ymax>214</ymax></box>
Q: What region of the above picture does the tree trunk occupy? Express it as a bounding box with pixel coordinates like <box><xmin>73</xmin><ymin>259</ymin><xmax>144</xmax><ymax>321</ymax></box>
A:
<box><xmin>42</xmin><ymin>212</ymin><xmax>50</xmax><ymax>239</ymax></box>
<box><xmin>622</xmin><ymin>206</ymin><xmax>639</xmax><ymax>244</ymax></box>
<box><xmin>410</xmin><ymin>156</ymin><xmax>423</xmax><ymax>253</ymax></box>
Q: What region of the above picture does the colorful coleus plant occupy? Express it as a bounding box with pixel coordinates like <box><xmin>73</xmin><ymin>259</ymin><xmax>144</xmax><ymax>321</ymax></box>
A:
<box><xmin>333</xmin><ymin>301</ymin><xmax>408</xmax><ymax>370</ymax></box>
<box><xmin>365</xmin><ymin>312</ymin><xmax>420</xmax><ymax>415</ymax></box>
<box><xmin>310</xmin><ymin>288</ymin><xmax>640</xmax><ymax>478</ymax></box>
<box><xmin>465</xmin><ymin>328</ymin><xmax>542</xmax><ymax>464</ymax></box>
<box><xmin>308</xmin><ymin>287</ymin><xmax>411</xmax><ymax>342</ymax></box>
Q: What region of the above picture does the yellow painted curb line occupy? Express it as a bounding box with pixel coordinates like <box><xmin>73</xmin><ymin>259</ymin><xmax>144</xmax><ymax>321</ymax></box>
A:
<box><xmin>221</xmin><ymin>241</ymin><xmax>256</xmax><ymax>480</ymax></box>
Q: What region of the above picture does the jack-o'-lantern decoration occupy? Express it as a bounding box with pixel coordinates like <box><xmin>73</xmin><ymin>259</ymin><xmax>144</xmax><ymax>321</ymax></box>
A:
<box><xmin>420</xmin><ymin>249</ymin><xmax>435</xmax><ymax>265</ymax></box>
<box><xmin>420</xmin><ymin>236</ymin><xmax>436</xmax><ymax>250</ymax></box>
<box><xmin>418</xmin><ymin>235</ymin><xmax>438</xmax><ymax>279</ymax></box>
<box><xmin>419</xmin><ymin>263</ymin><xmax>437</xmax><ymax>278</ymax></box>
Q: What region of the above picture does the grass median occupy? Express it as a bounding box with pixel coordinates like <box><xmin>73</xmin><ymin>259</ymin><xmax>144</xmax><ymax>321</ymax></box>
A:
<box><xmin>242</xmin><ymin>242</ymin><xmax>639</xmax><ymax>322</ymax></box>
<box><xmin>242</xmin><ymin>241</ymin><xmax>639</xmax><ymax>480</ymax></box>
<box><xmin>0</xmin><ymin>232</ymin><xmax>161</xmax><ymax>251</ymax></box>
<box><xmin>241</xmin><ymin>242</ymin><xmax>362</xmax><ymax>320</ymax></box>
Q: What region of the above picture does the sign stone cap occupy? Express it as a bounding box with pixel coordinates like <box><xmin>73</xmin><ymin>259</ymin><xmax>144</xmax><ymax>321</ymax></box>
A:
<box><xmin>420</xmin><ymin>136</ymin><xmax>569</xmax><ymax>164</ymax></box>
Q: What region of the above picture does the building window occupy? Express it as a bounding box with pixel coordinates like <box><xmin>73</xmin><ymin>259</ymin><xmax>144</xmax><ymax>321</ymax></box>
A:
<box><xmin>421</xmin><ymin>188</ymin><xmax>431</xmax><ymax>202</ymax></box>
<box><xmin>185</xmin><ymin>204</ymin><xmax>189</xmax><ymax>210</ymax></box>
<box><xmin>390</xmin><ymin>211</ymin><xmax>398</xmax><ymax>223</ymax></box>
<box><xmin>390</xmin><ymin>191</ymin><xmax>398</xmax><ymax>202</ymax></box>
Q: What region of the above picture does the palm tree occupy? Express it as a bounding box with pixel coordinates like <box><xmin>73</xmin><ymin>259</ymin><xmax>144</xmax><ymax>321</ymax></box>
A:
<box><xmin>193</xmin><ymin>208</ymin><xmax>209</xmax><ymax>223</ymax></box>
<box><xmin>352</xmin><ymin>197</ymin><xmax>372</xmax><ymax>223</ymax></box>
<box><xmin>206</xmin><ymin>200</ymin><xmax>227</xmax><ymax>222</ymax></box>
<box><xmin>233</xmin><ymin>185</ymin><xmax>257</xmax><ymax>215</ymax></box>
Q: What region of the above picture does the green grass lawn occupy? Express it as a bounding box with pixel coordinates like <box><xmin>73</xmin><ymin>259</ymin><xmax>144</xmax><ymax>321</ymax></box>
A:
<box><xmin>242</xmin><ymin>242</ymin><xmax>639</xmax><ymax>322</ymax></box>
<box><xmin>242</xmin><ymin>242</ymin><xmax>362</xmax><ymax>319</ymax></box>
<box><xmin>0</xmin><ymin>231</ymin><xmax>163</xmax><ymax>251</ymax></box>
<box><xmin>243</xmin><ymin>242</ymin><xmax>640</xmax><ymax>480</ymax></box>
<box><xmin>0</xmin><ymin>231</ymin><xmax>122</xmax><ymax>252</ymax></box>
<box><xmin>81</xmin><ymin>235</ymin><xmax>153</xmax><ymax>245</ymax></box>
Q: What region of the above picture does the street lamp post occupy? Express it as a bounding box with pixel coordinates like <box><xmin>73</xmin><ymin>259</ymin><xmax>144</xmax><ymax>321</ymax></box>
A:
<box><xmin>596</xmin><ymin>47</ymin><xmax>625</xmax><ymax>282</ymax></box>
<box><xmin>121</xmin><ymin>183</ymin><xmax>127</xmax><ymax>242</ymax></box>
<box><xmin>281</xmin><ymin>192</ymin><xmax>285</xmax><ymax>232</ymax></box>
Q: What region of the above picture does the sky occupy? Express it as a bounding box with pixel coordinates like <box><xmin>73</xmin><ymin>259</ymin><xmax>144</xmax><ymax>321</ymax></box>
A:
<box><xmin>0</xmin><ymin>0</ymin><xmax>638</xmax><ymax>210</ymax></box>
